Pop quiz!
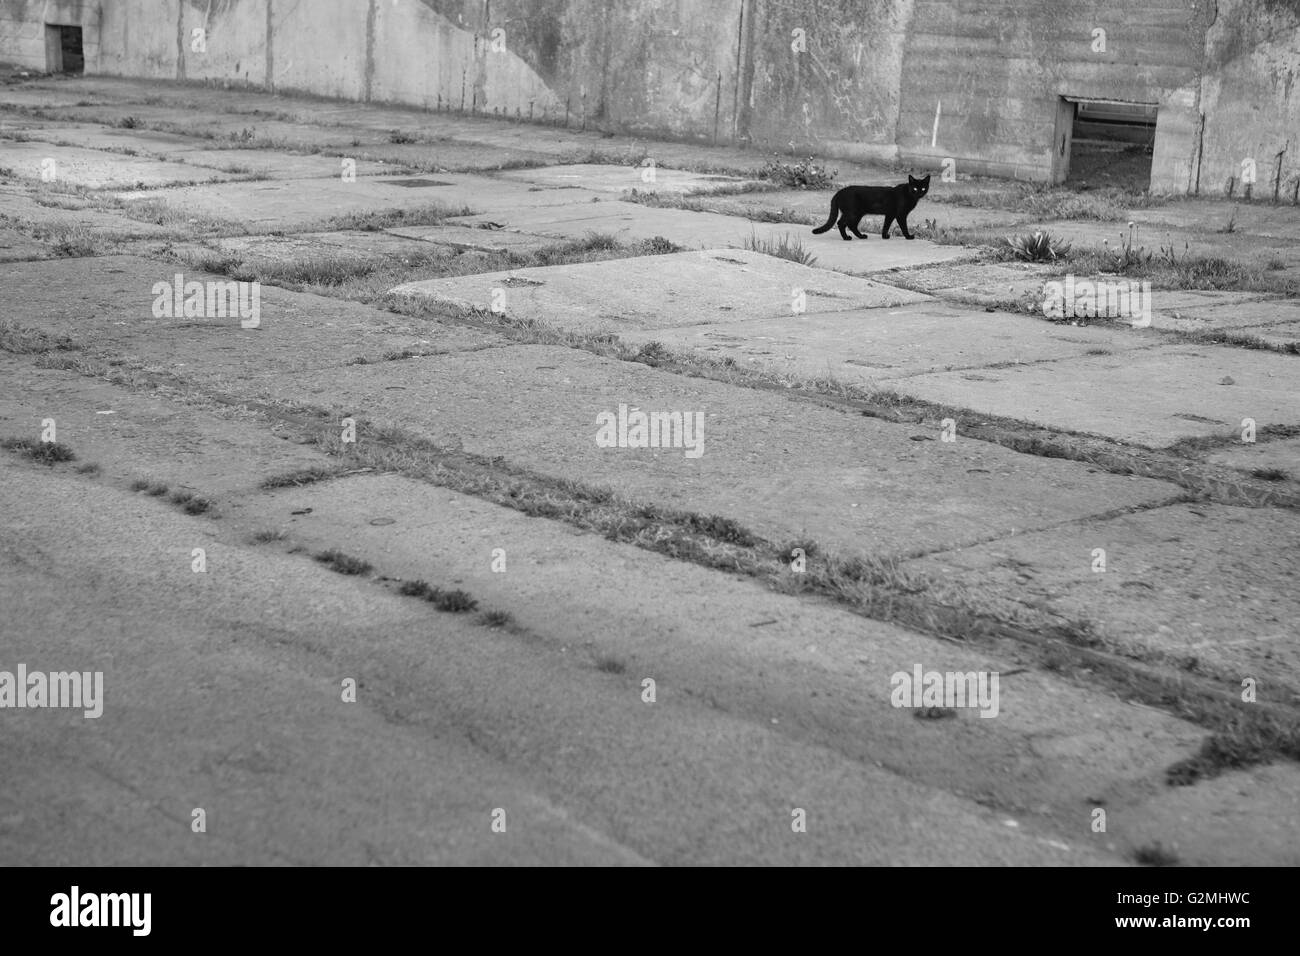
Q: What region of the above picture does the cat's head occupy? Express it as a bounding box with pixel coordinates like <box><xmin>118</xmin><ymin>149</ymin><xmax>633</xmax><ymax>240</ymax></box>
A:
<box><xmin>908</xmin><ymin>174</ymin><xmax>931</xmax><ymax>197</ymax></box>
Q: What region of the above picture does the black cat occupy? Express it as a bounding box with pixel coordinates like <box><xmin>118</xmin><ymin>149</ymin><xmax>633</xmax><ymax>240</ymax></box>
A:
<box><xmin>812</xmin><ymin>174</ymin><xmax>930</xmax><ymax>241</ymax></box>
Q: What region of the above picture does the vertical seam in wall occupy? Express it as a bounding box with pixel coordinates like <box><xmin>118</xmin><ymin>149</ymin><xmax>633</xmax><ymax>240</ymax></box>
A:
<box><xmin>176</xmin><ymin>0</ymin><xmax>185</xmax><ymax>81</ymax></box>
<box><xmin>265</xmin><ymin>0</ymin><xmax>273</xmax><ymax>91</ymax></box>
<box><xmin>364</xmin><ymin>0</ymin><xmax>376</xmax><ymax>103</ymax></box>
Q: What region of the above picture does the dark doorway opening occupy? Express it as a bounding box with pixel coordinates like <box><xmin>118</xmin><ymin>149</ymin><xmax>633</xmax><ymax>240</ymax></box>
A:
<box><xmin>1067</xmin><ymin>98</ymin><xmax>1156</xmax><ymax>190</ymax></box>
<box><xmin>44</xmin><ymin>24</ymin><xmax>84</xmax><ymax>75</ymax></box>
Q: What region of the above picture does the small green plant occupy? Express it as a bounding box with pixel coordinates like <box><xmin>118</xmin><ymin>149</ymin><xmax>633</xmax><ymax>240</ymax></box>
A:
<box><xmin>1133</xmin><ymin>842</ymin><xmax>1180</xmax><ymax>867</ymax></box>
<box><xmin>388</xmin><ymin>130</ymin><xmax>418</xmax><ymax>144</ymax></box>
<box><xmin>745</xmin><ymin>231</ymin><xmax>817</xmax><ymax>267</ymax></box>
<box><xmin>1251</xmin><ymin>467</ymin><xmax>1290</xmax><ymax>482</ymax></box>
<box><xmin>479</xmin><ymin>609</ymin><xmax>513</xmax><ymax>628</ymax></box>
<box><xmin>398</xmin><ymin>579</ymin><xmax>479</xmax><ymax>612</ymax></box>
<box><xmin>1005</xmin><ymin>230</ymin><xmax>1071</xmax><ymax>262</ymax></box>
<box><xmin>1</xmin><ymin>437</ymin><xmax>76</xmax><ymax>464</ymax></box>
<box><xmin>116</xmin><ymin>116</ymin><xmax>140</xmax><ymax>129</ymax></box>
<box><xmin>595</xmin><ymin>656</ymin><xmax>627</xmax><ymax>675</ymax></box>
<box><xmin>314</xmin><ymin>549</ymin><xmax>372</xmax><ymax>575</ymax></box>
<box><xmin>758</xmin><ymin>156</ymin><xmax>837</xmax><ymax>190</ymax></box>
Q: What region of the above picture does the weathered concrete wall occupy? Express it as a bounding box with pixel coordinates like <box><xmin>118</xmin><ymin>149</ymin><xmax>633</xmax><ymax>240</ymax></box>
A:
<box><xmin>0</xmin><ymin>0</ymin><xmax>104</xmax><ymax>71</ymax></box>
<box><xmin>897</xmin><ymin>0</ymin><xmax>1211</xmax><ymax>185</ymax></box>
<box><xmin>1200</xmin><ymin>0</ymin><xmax>1300</xmax><ymax>201</ymax></box>
<box><xmin>0</xmin><ymin>0</ymin><xmax>1295</xmax><ymax>196</ymax></box>
<box><xmin>738</xmin><ymin>0</ymin><xmax>910</xmax><ymax>163</ymax></box>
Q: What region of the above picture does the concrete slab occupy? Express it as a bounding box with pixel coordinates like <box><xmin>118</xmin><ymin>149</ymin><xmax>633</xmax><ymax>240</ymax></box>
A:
<box><xmin>172</xmin><ymin>147</ymin><xmax>411</xmax><ymax>179</ymax></box>
<box><xmin>339</xmin><ymin>141</ymin><xmax>565</xmax><ymax>172</ymax></box>
<box><xmin>0</xmin><ymin>463</ymin><xmax>650</xmax><ymax>866</ymax></box>
<box><xmin>235</xmin><ymin>473</ymin><xmax>1219</xmax><ymax>859</ymax></box>
<box><xmin>448</xmin><ymin>201</ymin><xmax>975</xmax><ymax>275</ymax></box>
<box><xmin>612</xmin><ymin>301</ymin><xmax>1156</xmax><ymax>382</ymax></box>
<box><xmin>0</xmin><ymin>183</ymin><xmax>174</xmax><ymax>237</ymax></box>
<box><xmin>383</xmin><ymin>223</ymin><xmax>559</xmax><ymax>254</ymax></box>
<box><xmin>1206</xmin><ymin>436</ymin><xmax>1300</xmax><ymax>477</ymax></box>
<box><xmin>497</xmin><ymin>162</ymin><xmax>765</xmax><ymax>195</ymax></box>
<box><xmin>0</xmin><ymin>355</ymin><xmax>330</xmax><ymax>496</ymax></box>
<box><xmin>116</xmin><ymin>172</ymin><xmax>605</xmax><ymax>230</ymax></box>
<box><xmin>894</xmin><ymin>345</ymin><xmax>1300</xmax><ymax>447</ymax></box>
<box><xmin>1236</xmin><ymin>318</ymin><xmax>1300</xmax><ymax>348</ymax></box>
<box><xmin>0</xmin><ymin>256</ymin><xmax>508</xmax><ymax>379</ymax></box>
<box><xmin>213</xmin><ymin>229</ymin><xmax>454</xmax><ymax>263</ymax></box>
<box><xmin>879</xmin><ymin>260</ymin><xmax>1062</xmax><ymax>309</ymax></box>
<box><xmin>0</xmin><ymin>141</ymin><xmax>236</xmax><ymax>189</ymax></box>
<box><xmin>246</xmin><ymin>344</ymin><xmax>1180</xmax><ymax>559</ymax></box>
<box><xmin>907</xmin><ymin>502</ymin><xmax>1300</xmax><ymax>697</ymax></box>
<box><xmin>1033</xmin><ymin>220</ymin><xmax>1300</xmax><ymax>270</ymax></box>
<box><xmin>390</xmin><ymin>249</ymin><xmax>932</xmax><ymax>330</ymax></box>
<box><xmin>1133</xmin><ymin>200</ymin><xmax>1300</xmax><ymax>241</ymax></box>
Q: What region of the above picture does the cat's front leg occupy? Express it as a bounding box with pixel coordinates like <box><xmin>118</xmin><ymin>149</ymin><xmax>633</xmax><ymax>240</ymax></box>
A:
<box><xmin>880</xmin><ymin>215</ymin><xmax>894</xmax><ymax>239</ymax></box>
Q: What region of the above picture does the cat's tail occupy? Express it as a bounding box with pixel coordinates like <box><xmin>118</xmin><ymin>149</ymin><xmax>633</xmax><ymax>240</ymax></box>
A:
<box><xmin>811</xmin><ymin>198</ymin><xmax>837</xmax><ymax>234</ymax></box>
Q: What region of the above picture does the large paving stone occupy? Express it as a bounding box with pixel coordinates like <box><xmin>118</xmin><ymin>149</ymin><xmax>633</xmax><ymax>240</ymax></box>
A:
<box><xmin>612</xmin><ymin>302</ymin><xmax>1157</xmax><ymax>382</ymax></box>
<box><xmin>213</xmin><ymin>229</ymin><xmax>453</xmax><ymax>263</ymax></box>
<box><xmin>497</xmin><ymin>162</ymin><xmax>765</xmax><ymax>195</ymax></box>
<box><xmin>894</xmin><ymin>345</ymin><xmax>1300</xmax><ymax>447</ymax></box>
<box><xmin>334</xmin><ymin>140</ymin><xmax>558</xmax><ymax>172</ymax></box>
<box><xmin>384</xmin><ymin>223</ymin><xmax>560</xmax><ymax>254</ymax></box>
<box><xmin>0</xmin><ymin>141</ymin><xmax>236</xmax><ymax>189</ymax></box>
<box><xmin>390</xmin><ymin>249</ymin><xmax>931</xmax><ymax>329</ymax></box>
<box><xmin>0</xmin><ymin>184</ymin><xmax>174</xmax><ymax>237</ymax></box>
<box><xmin>246</xmin><ymin>344</ymin><xmax>1180</xmax><ymax>559</ymax></box>
<box><xmin>0</xmin><ymin>463</ymin><xmax>648</xmax><ymax>866</ymax></box>
<box><xmin>1206</xmin><ymin>436</ymin><xmax>1300</xmax><ymax>477</ymax></box>
<box><xmin>907</xmin><ymin>502</ymin><xmax>1300</xmax><ymax>697</ymax></box>
<box><xmin>447</xmin><ymin>201</ymin><xmax>975</xmax><ymax>275</ymax></box>
<box><xmin>0</xmin><ymin>355</ymin><xmax>329</xmax><ymax>496</ymax></box>
<box><xmin>236</xmin><ymin>473</ymin><xmax>1219</xmax><ymax>859</ymax></box>
<box><xmin>116</xmin><ymin>173</ymin><xmax>604</xmax><ymax>230</ymax></box>
<box><xmin>0</xmin><ymin>255</ymin><xmax>507</xmax><ymax>378</ymax></box>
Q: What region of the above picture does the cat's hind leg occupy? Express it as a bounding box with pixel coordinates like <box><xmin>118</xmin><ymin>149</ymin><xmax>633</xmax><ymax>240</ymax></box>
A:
<box><xmin>880</xmin><ymin>215</ymin><xmax>895</xmax><ymax>239</ymax></box>
<box><xmin>849</xmin><ymin>215</ymin><xmax>869</xmax><ymax>240</ymax></box>
<box><xmin>837</xmin><ymin>213</ymin><xmax>852</xmax><ymax>240</ymax></box>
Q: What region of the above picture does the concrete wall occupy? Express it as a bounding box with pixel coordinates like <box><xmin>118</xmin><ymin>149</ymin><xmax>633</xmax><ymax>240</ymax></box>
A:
<box><xmin>1</xmin><ymin>0</ymin><xmax>1296</xmax><ymax>197</ymax></box>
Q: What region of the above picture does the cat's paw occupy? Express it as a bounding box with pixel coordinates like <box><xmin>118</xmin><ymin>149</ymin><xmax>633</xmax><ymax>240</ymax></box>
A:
<box><xmin>904</xmin><ymin>235</ymin><xmax>915</xmax><ymax>240</ymax></box>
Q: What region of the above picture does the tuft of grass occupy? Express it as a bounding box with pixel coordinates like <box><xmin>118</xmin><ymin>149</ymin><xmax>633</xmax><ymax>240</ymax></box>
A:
<box><xmin>314</xmin><ymin>549</ymin><xmax>373</xmax><ymax>576</ymax></box>
<box><xmin>1</xmin><ymin>437</ymin><xmax>76</xmax><ymax>464</ymax></box>
<box><xmin>0</xmin><ymin>321</ymin><xmax>77</xmax><ymax>354</ymax></box>
<box><xmin>1251</xmin><ymin>467</ymin><xmax>1290</xmax><ymax>482</ymax></box>
<box><xmin>315</xmin><ymin>202</ymin><xmax>476</xmax><ymax>232</ymax></box>
<box><xmin>595</xmin><ymin>656</ymin><xmax>627</xmax><ymax>674</ymax></box>
<box><xmin>1006</xmin><ymin>231</ymin><xmax>1071</xmax><ymax>262</ymax></box>
<box><xmin>260</xmin><ymin>466</ymin><xmax>341</xmax><ymax>489</ymax></box>
<box><xmin>1133</xmin><ymin>842</ymin><xmax>1180</xmax><ymax>867</ymax></box>
<box><xmin>398</xmin><ymin>579</ymin><xmax>479</xmax><ymax>612</ymax></box>
<box><xmin>745</xmin><ymin>231</ymin><xmax>817</xmax><ymax>266</ymax></box>
<box><xmin>914</xmin><ymin>707</ymin><xmax>958</xmax><ymax>720</ymax></box>
<box><xmin>75</xmin><ymin>462</ymin><xmax>101</xmax><ymax>476</ymax></box>
<box><xmin>479</xmin><ymin>609</ymin><xmax>513</xmax><ymax>628</ymax></box>
<box><xmin>758</xmin><ymin>156</ymin><xmax>836</xmax><ymax>189</ymax></box>
<box><xmin>250</xmin><ymin>529</ymin><xmax>287</xmax><ymax>544</ymax></box>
